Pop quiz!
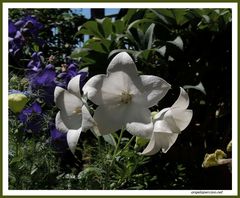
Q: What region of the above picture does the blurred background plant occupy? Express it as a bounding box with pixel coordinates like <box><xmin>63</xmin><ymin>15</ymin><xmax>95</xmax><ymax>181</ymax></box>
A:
<box><xmin>8</xmin><ymin>8</ymin><xmax>232</xmax><ymax>189</ymax></box>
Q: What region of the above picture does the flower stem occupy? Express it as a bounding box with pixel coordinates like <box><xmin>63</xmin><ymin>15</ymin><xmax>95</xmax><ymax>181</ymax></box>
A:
<box><xmin>116</xmin><ymin>135</ymin><xmax>136</xmax><ymax>156</ymax></box>
<box><xmin>113</xmin><ymin>128</ymin><xmax>124</xmax><ymax>157</ymax></box>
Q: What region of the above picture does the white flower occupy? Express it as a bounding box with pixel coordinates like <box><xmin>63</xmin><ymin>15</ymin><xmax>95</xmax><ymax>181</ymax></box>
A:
<box><xmin>142</xmin><ymin>87</ymin><xmax>193</xmax><ymax>155</ymax></box>
<box><xmin>83</xmin><ymin>52</ymin><xmax>171</xmax><ymax>137</ymax></box>
<box><xmin>54</xmin><ymin>75</ymin><xmax>96</xmax><ymax>154</ymax></box>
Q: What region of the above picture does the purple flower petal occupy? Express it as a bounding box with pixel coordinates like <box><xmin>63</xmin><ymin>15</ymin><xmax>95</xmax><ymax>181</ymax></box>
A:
<box><xmin>9</xmin><ymin>20</ymin><xmax>17</xmax><ymax>37</ymax></box>
<box><xmin>32</xmin><ymin>102</ymin><xmax>42</xmax><ymax>114</ymax></box>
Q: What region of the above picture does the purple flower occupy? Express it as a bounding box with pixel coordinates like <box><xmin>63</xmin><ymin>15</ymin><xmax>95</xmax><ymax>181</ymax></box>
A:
<box><xmin>22</xmin><ymin>16</ymin><xmax>44</xmax><ymax>35</ymax></box>
<box><xmin>9</xmin><ymin>20</ymin><xmax>17</xmax><ymax>37</ymax></box>
<box><xmin>28</xmin><ymin>65</ymin><xmax>57</xmax><ymax>104</ymax></box>
<box><xmin>57</xmin><ymin>63</ymin><xmax>88</xmax><ymax>89</ymax></box>
<box><xmin>50</xmin><ymin>127</ymin><xmax>68</xmax><ymax>152</ymax></box>
<box><xmin>9</xmin><ymin>31</ymin><xmax>24</xmax><ymax>56</ymax></box>
<box><xmin>18</xmin><ymin>102</ymin><xmax>42</xmax><ymax>133</ymax></box>
<box><xmin>9</xmin><ymin>16</ymin><xmax>44</xmax><ymax>58</ymax></box>
<box><xmin>27</xmin><ymin>52</ymin><xmax>43</xmax><ymax>71</ymax></box>
<box><xmin>26</xmin><ymin>52</ymin><xmax>57</xmax><ymax>104</ymax></box>
<box><xmin>13</xmin><ymin>16</ymin><xmax>43</xmax><ymax>37</ymax></box>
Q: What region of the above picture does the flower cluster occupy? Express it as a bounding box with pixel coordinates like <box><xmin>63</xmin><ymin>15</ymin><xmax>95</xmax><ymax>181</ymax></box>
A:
<box><xmin>9</xmin><ymin>16</ymin><xmax>44</xmax><ymax>57</ymax></box>
<box><xmin>54</xmin><ymin>52</ymin><xmax>193</xmax><ymax>155</ymax></box>
<box><xmin>9</xmin><ymin>48</ymin><xmax>87</xmax><ymax>147</ymax></box>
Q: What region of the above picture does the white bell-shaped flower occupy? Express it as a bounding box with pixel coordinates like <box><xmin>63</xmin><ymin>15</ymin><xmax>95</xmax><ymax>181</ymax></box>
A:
<box><xmin>83</xmin><ymin>52</ymin><xmax>171</xmax><ymax>137</ymax></box>
<box><xmin>54</xmin><ymin>75</ymin><xmax>96</xmax><ymax>154</ymax></box>
<box><xmin>142</xmin><ymin>88</ymin><xmax>193</xmax><ymax>155</ymax></box>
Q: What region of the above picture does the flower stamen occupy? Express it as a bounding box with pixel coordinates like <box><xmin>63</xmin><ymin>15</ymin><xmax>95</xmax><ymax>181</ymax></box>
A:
<box><xmin>73</xmin><ymin>106</ymin><xmax>82</xmax><ymax>115</ymax></box>
<box><xmin>121</xmin><ymin>91</ymin><xmax>132</xmax><ymax>104</ymax></box>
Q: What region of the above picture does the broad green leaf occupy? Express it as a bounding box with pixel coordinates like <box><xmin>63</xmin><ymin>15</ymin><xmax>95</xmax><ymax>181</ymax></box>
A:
<box><xmin>78</xmin><ymin>21</ymin><xmax>103</xmax><ymax>39</ymax></box>
<box><xmin>113</xmin><ymin>20</ymin><xmax>125</xmax><ymax>33</ymax></box>
<box><xmin>171</xmin><ymin>9</ymin><xmax>189</xmax><ymax>26</ymax></box>
<box><xmin>149</xmin><ymin>9</ymin><xmax>171</xmax><ymax>25</ymax></box>
<box><xmin>96</xmin><ymin>17</ymin><xmax>112</xmax><ymax>38</ymax></box>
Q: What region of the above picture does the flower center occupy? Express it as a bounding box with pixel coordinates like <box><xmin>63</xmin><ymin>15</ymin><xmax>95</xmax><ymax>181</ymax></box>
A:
<box><xmin>73</xmin><ymin>106</ymin><xmax>82</xmax><ymax>115</ymax></box>
<box><xmin>121</xmin><ymin>91</ymin><xmax>132</xmax><ymax>104</ymax></box>
<box><xmin>61</xmin><ymin>64</ymin><xmax>68</xmax><ymax>72</ymax></box>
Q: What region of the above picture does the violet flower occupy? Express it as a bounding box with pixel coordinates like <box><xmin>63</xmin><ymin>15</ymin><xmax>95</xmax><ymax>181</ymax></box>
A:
<box><xmin>8</xmin><ymin>16</ymin><xmax>44</xmax><ymax>57</ymax></box>
<box><xmin>57</xmin><ymin>63</ymin><xmax>88</xmax><ymax>89</ymax></box>
<box><xmin>27</xmin><ymin>64</ymin><xmax>57</xmax><ymax>104</ymax></box>
<box><xmin>27</xmin><ymin>52</ymin><xmax>44</xmax><ymax>71</ymax></box>
<box><xmin>50</xmin><ymin>127</ymin><xmax>68</xmax><ymax>152</ymax></box>
<box><xmin>18</xmin><ymin>102</ymin><xmax>43</xmax><ymax>133</ymax></box>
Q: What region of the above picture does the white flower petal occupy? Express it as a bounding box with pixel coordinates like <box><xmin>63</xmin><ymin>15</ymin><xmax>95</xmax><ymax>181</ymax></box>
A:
<box><xmin>153</xmin><ymin>120</ymin><xmax>173</xmax><ymax>133</ymax></box>
<box><xmin>141</xmin><ymin>131</ymin><xmax>179</xmax><ymax>155</ymax></box>
<box><xmin>140</xmin><ymin>75</ymin><xmax>171</xmax><ymax>107</ymax></box>
<box><xmin>94</xmin><ymin>103</ymin><xmax>151</xmax><ymax>135</ymax></box>
<box><xmin>125</xmin><ymin>104</ymin><xmax>152</xmax><ymax>137</ymax></box>
<box><xmin>172</xmin><ymin>87</ymin><xmax>190</xmax><ymax>109</ymax></box>
<box><xmin>55</xmin><ymin>89</ymin><xmax>83</xmax><ymax>117</ymax></box>
<box><xmin>67</xmin><ymin>128</ymin><xmax>82</xmax><ymax>154</ymax></box>
<box><xmin>81</xmin><ymin>105</ymin><xmax>96</xmax><ymax>131</ymax></box>
<box><xmin>67</xmin><ymin>75</ymin><xmax>81</xmax><ymax>98</ymax></box>
<box><xmin>55</xmin><ymin>111</ymin><xmax>68</xmax><ymax>133</ymax></box>
<box><xmin>107</xmin><ymin>52</ymin><xmax>138</xmax><ymax>78</ymax></box>
<box><xmin>141</xmin><ymin>135</ymin><xmax>159</xmax><ymax>155</ymax></box>
<box><xmin>126</xmin><ymin>122</ymin><xmax>153</xmax><ymax>138</ymax></box>
<box><xmin>155</xmin><ymin>132</ymin><xmax>179</xmax><ymax>153</ymax></box>
<box><xmin>83</xmin><ymin>71</ymin><xmax>144</xmax><ymax>106</ymax></box>
<box><xmin>153</xmin><ymin>108</ymin><xmax>170</xmax><ymax>120</ymax></box>
<box><xmin>60</xmin><ymin>111</ymin><xmax>82</xmax><ymax>130</ymax></box>
<box><xmin>93</xmin><ymin>104</ymin><xmax>127</xmax><ymax>135</ymax></box>
<box><xmin>164</xmin><ymin>109</ymin><xmax>193</xmax><ymax>132</ymax></box>
<box><xmin>82</xmin><ymin>74</ymin><xmax>106</xmax><ymax>105</ymax></box>
<box><xmin>54</xmin><ymin>86</ymin><xmax>65</xmax><ymax>103</ymax></box>
<box><xmin>125</xmin><ymin>104</ymin><xmax>152</xmax><ymax>124</ymax></box>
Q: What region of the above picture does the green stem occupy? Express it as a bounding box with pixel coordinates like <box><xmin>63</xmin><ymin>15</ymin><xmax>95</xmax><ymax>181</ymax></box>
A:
<box><xmin>97</xmin><ymin>135</ymin><xmax>101</xmax><ymax>153</ymax></box>
<box><xmin>110</xmin><ymin>128</ymin><xmax>124</xmax><ymax>166</ymax></box>
<box><xmin>116</xmin><ymin>135</ymin><xmax>135</xmax><ymax>156</ymax></box>
<box><xmin>123</xmin><ymin>135</ymin><xmax>135</xmax><ymax>150</ymax></box>
<box><xmin>113</xmin><ymin>128</ymin><xmax>124</xmax><ymax>157</ymax></box>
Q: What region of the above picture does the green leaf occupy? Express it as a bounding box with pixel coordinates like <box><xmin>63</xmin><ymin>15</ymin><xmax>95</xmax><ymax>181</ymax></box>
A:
<box><xmin>113</xmin><ymin>20</ymin><xmax>125</xmax><ymax>33</ymax></box>
<box><xmin>103</xmin><ymin>134</ymin><xmax>117</xmax><ymax>147</ymax></box>
<box><xmin>167</xmin><ymin>36</ymin><xmax>183</xmax><ymax>50</ymax></box>
<box><xmin>71</xmin><ymin>48</ymin><xmax>91</xmax><ymax>59</ymax></box>
<box><xmin>156</xmin><ymin>46</ymin><xmax>166</xmax><ymax>57</ymax></box>
<box><xmin>127</xmin><ymin>18</ymin><xmax>153</xmax><ymax>31</ymax></box>
<box><xmin>78</xmin><ymin>21</ymin><xmax>103</xmax><ymax>39</ymax></box>
<box><xmin>149</xmin><ymin>9</ymin><xmax>171</xmax><ymax>25</ymax></box>
<box><xmin>134</xmin><ymin>136</ymin><xmax>149</xmax><ymax>149</ymax></box>
<box><xmin>86</xmin><ymin>39</ymin><xmax>111</xmax><ymax>54</ymax></box>
<box><xmin>171</xmin><ymin>9</ymin><xmax>189</xmax><ymax>26</ymax></box>
<box><xmin>97</xmin><ymin>17</ymin><xmax>112</xmax><ymax>38</ymax></box>
<box><xmin>108</xmin><ymin>49</ymin><xmax>139</xmax><ymax>59</ymax></box>
<box><xmin>144</xmin><ymin>23</ymin><xmax>155</xmax><ymax>49</ymax></box>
